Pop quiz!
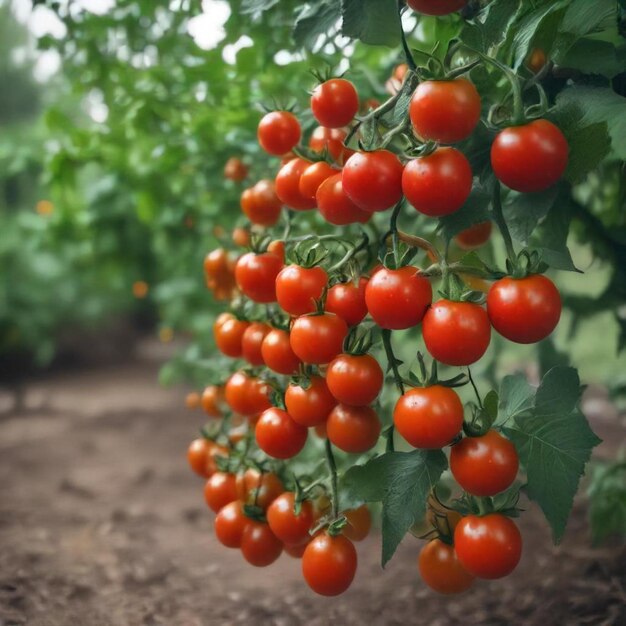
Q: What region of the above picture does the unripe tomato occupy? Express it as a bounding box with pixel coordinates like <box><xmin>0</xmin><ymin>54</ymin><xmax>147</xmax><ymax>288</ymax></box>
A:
<box><xmin>241</xmin><ymin>322</ymin><xmax>270</xmax><ymax>366</ymax></box>
<box><xmin>201</xmin><ymin>385</ymin><xmax>224</xmax><ymax>417</ymax></box>
<box><xmin>261</xmin><ymin>328</ymin><xmax>301</xmax><ymax>375</ymax></box>
<box><xmin>214</xmin><ymin>500</ymin><xmax>249</xmax><ymax>548</ymax></box>
<box><xmin>235</xmin><ymin>251</ymin><xmax>283</xmax><ymax>303</ymax></box>
<box><xmin>236</xmin><ymin>469</ymin><xmax>284</xmax><ymax>510</ymax></box>
<box><xmin>258</xmin><ymin>110</ymin><xmax>301</xmax><ymax>156</ymax></box>
<box><xmin>326</xmin><ymin>353</ymin><xmax>384</xmax><ymax>406</ymax></box>
<box><xmin>299</xmin><ymin>161</ymin><xmax>337</xmax><ymax>200</ymax></box>
<box><xmin>311</xmin><ymin>78</ymin><xmax>359</xmax><ymax>128</ymax></box>
<box><xmin>285</xmin><ymin>375</ymin><xmax>337</xmax><ymax>427</ymax></box>
<box><xmin>224</xmin><ymin>157</ymin><xmax>248</xmax><ymax>182</ymax></box>
<box><xmin>343</xmin><ymin>505</ymin><xmax>371</xmax><ymax>542</ymax></box>
<box><xmin>225</xmin><ymin>371</ymin><xmax>271</xmax><ymax>416</ymax></box>
<box><xmin>309</xmin><ymin>126</ymin><xmax>353</xmax><ymax>164</ymax></box>
<box><xmin>204</xmin><ymin>472</ymin><xmax>238</xmax><ymax>513</ymax></box>
<box><xmin>240</xmin><ymin>521</ymin><xmax>283</xmax><ymax>567</ymax></box>
<box><xmin>187</xmin><ymin>438</ymin><xmax>212</xmax><ymax>477</ymax></box>
<box><xmin>325</xmin><ymin>278</ymin><xmax>368</xmax><ymax>326</ymax></box>
<box><xmin>316</xmin><ymin>173</ymin><xmax>371</xmax><ymax>225</ymax></box>
<box><xmin>455</xmin><ymin>221</ymin><xmax>492</xmax><ymax>250</ymax></box>
<box><xmin>267</xmin><ymin>492</ymin><xmax>315</xmax><ymax>546</ymax></box>
<box><xmin>302</xmin><ymin>533</ymin><xmax>357</xmax><ymax>596</ymax></box>
<box><xmin>327</xmin><ymin>404</ymin><xmax>381</xmax><ymax>453</ymax></box>
<box><xmin>290</xmin><ymin>313</ymin><xmax>348</xmax><ymax>365</ymax></box>
<box><xmin>275</xmin><ymin>158</ymin><xmax>317</xmax><ymax>210</ymax></box>
<box><xmin>241</xmin><ymin>179</ymin><xmax>282</xmax><ymax>227</ymax></box>
<box><xmin>418</xmin><ymin>539</ymin><xmax>474</xmax><ymax>594</ymax></box>
<box><xmin>407</xmin><ymin>0</ymin><xmax>467</xmax><ymax>15</ymax></box>
<box><xmin>275</xmin><ymin>264</ymin><xmax>328</xmax><ymax>316</ymax></box>
<box><xmin>255</xmin><ymin>407</ymin><xmax>308</xmax><ymax>459</ymax></box>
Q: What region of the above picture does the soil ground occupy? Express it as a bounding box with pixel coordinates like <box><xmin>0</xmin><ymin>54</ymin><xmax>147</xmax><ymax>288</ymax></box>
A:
<box><xmin>1</xmin><ymin>341</ymin><xmax>625</xmax><ymax>626</ymax></box>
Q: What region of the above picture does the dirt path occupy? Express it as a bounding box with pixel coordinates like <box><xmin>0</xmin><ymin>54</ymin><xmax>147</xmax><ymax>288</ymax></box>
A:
<box><xmin>1</xmin><ymin>343</ymin><xmax>625</xmax><ymax>626</ymax></box>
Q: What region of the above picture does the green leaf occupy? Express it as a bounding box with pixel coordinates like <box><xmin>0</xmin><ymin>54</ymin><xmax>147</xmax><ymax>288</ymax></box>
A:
<box><xmin>461</xmin><ymin>0</ymin><xmax>522</xmax><ymax>54</ymax></box>
<box><xmin>341</xmin><ymin>0</ymin><xmax>402</xmax><ymax>47</ymax></box>
<box><xmin>496</xmin><ymin>373</ymin><xmax>535</xmax><ymax>427</ymax></box>
<box><xmin>503</xmin><ymin>185</ymin><xmax>560</xmax><ymax>244</ymax></box>
<box><xmin>560</xmin><ymin>39</ymin><xmax>626</xmax><ymax>79</ymax></box>
<box><xmin>241</xmin><ymin>0</ymin><xmax>280</xmax><ymax>15</ymax></box>
<box><xmin>342</xmin><ymin>449</ymin><xmax>447</xmax><ymax>566</ymax></box>
<box><xmin>293</xmin><ymin>1</ymin><xmax>341</xmax><ymax>49</ymax></box>
<box><xmin>565</xmin><ymin>122</ymin><xmax>611</xmax><ymax>185</ymax></box>
<box><xmin>437</xmin><ymin>188</ymin><xmax>491</xmax><ymax>241</ymax></box>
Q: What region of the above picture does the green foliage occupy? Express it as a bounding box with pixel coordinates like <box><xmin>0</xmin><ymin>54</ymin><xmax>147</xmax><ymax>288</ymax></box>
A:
<box><xmin>587</xmin><ymin>457</ymin><xmax>626</xmax><ymax>544</ymax></box>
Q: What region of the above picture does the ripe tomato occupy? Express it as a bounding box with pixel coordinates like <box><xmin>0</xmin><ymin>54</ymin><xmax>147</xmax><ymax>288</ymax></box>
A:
<box><xmin>240</xmin><ymin>520</ymin><xmax>283</xmax><ymax>566</ymax></box>
<box><xmin>213</xmin><ymin>311</ymin><xmax>233</xmax><ymax>331</ymax></box>
<box><xmin>393</xmin><ymin>385</ymin><xmax>464</xmax><ymax>449</ymax></box>
<box><xmin>491</xmin><ymin>119</ymin><xmax>568</xmax><ymax>192</ymax></box>
<box><xmin>240</xmin><ymin>179</ymin><xmax>282</xmax><ymax>227</ymax></box>
<box><xmin>290</xmin><ymin>313</ymin><xmax>348</xmax><ymax>364</ymax></box>
<box><xmin>236</xmin><ymin>469</ymin><xmax>284</xmax><ymax>510</ymax></box>
<box><xmin>311</xmin><ymin>78</ymin><xmax>359</xmax><ymax>128</ymax></box>
<box><xmin>454</xmin><ymin>514</ymin><xmax>522</xmax><ymax>579</ymax></box>
<box><xmin>206</xmin><ymin>443</ymin><xmax>228</xmax><ymax>476</ymax></box>
<box><xmin>224</xmin><ymin>371</ymin><xmax>271</xmax><ymax>416</ymax></box>
<box><xmin>316</xmin><ymin>173</ymin><xmax>371</xmax><ymax>225</ymax></box>
<box><xmin>201</xmin><ymin>385</ymin><xmax>224</xmax><ymax>417</ymax></box>
<box><xmin>185</xmin><ymin>391</ymin><xmax>201</xmax><ymax>410</ymax></box>
<box><xmin>302</xmin><ymin>533</ymin><xmax>357</xmax><ymax>596</ymax></box>
<box><xmin>275</xmin><ymin>264</ymin><xmax>328</xmax><ymax>316</ymax></box>
<box><xmin>487</xmin><ymin>274</ymin><xmax>561</xmax><ymax>343</ymax></box>
<box><xmin>241</xmin><ymin>322</ymin><xmax>270</xmax><ymax>366</ymax></box>
<box><xmin>418</xmin><ymin>539</ymin><xmax>474</xmax><ymax>594</ymax></box>
<box><xmin>365</xmin><ymin>266</ymin><xmax>432</xmax><ymax>329</ymax></box>
<box><xmin>257</xmin><ymin>110</ymin><xmax>301</xmax><ymax>156</ymax></box>
<box><xmin>299</xmin><ymin>161</ymin><xmax>337</xmax><ymax>200</ymax></box>
<box><xmin>284</xmin><ymin>541</ymin><xmax>308</xmax><ymax>558</ymax></box>
<box><xmin>204</xmin><ymin>472</ymin><xmax>238</xmax><ymax>513</ymax></box>
<box><xmin>214</xmin><ymin>500</ymin><xmax>249</xmax><ymax>548</ymax></box>
<box><xmin>224</xmin><ymin>156</ymin><xmax>248</xmax><ymax>182</ymax></box>
<box><xmin>526</xmin><ymin>47</ymin><xmax>547</xmax><ymax>73</ymax></box>
<box><xmin>232</xmin><ymin>226</ymin><xmax>251</xmax><ymax>248</ymax></box>
<box><xmin>187</xmin><ymin>438</ymin><xmax>212</xmax><ymax>477</ymax></box>
<box><xmin>327</xmin><ymin>404</ymin><xmax>381</xmax><ymax>453</ymax></box>
<box><xmin>455</xmin><ymin>221</ymin><xmax>492</xmax><ymax>250</ymax></box>
<box><xmin>342</xmin><ymin>150</ymin><xmax>404</xmax><ymax>212</ymax></box>
<box><xmin>407</xmin><ymin>0</ymin><xmax>467</xmax><ymax>15</ymax></box>
<box><xmin>261</xmin><ymin>328</ymin><xmax>301</xmax><ymax>375</ymax></box>
<box><xmin>275</xmin><ymin>158</ymin><xmax>317</xmax><ymax>211</ymax></box>
<box><xmin>343</xmin><ymin>505</ymin><xmax>371</xmax><ymax>542</ymax></box>
<box><xmin>285</xmin><ymin>375</ymin><xmax>337</xmax><ymax>427</ymax></box>
<box><xmin>235</xmin><ymin>251</ymin><xmax>283</xmax><ymax>303</ymax></box>
<box><xmin>423</xmin><ymin>300</ymin><xmax>491</xmax><ymax>366</ymax></box>
<box><xmin>267</xmin><ymin>239</ymin><xmax>285</xmax><ymax>263</ymax></box>
<box><xmin>450</xmin><ymin>430</ymin><xmax>519</xmax><ymax>496</ymax></box>
<box><xmin>267</xmin><ymin>492</ymin><xmax>315</xmax><ymax>546</ymax></box>
<box><xmin>255</xmin><ymin>407</ymin><xmax>308</xmax><ymax>459</ymax></box>
<box><xmin>402</xmin><ymin>147</ymin><xmax>473</xmax><ymax>217</ymax></box>
<box><xmin>204</xmin><ymin>248</ymin><xmax>230</xmax><ymax>278</ymax></box>
<box><xmin>409</xmin><ymin>79</ymin><xmax>481</xmax><ymax>144</ymax></box>
<box><xmin>326</xmin><ymin>353</ymin><xmax>384</xmax><ymax>406</ymax></box>
<box><xmin>309</xmin><ymin>126</ymin><xmax>353</xmax><ymax>164</ymax></box>
<box><xmin>325</xmin><ymin>278</ymin><xmax>368</xmax><ymax>326</ymax></box>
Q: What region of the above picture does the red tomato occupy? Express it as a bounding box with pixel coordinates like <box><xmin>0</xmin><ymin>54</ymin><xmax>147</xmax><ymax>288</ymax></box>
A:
<box><xmin>342</xmin><ymin>150</ymin><xmax>404</xmax><ymax>212</ymax></box>
<box><xmin>409</xmin><ymin>79</ymin><xmax>481</xmax><ymax>144</ymax></box>
<box><xmin>285</xmin><ymin>375</ymin><xmax>337</xmax><ymax>427</ymax></box>
<box><xmin>326</xmin><ymin>353</ymin><xmax>384</xmax><ymax>406</ymax></box>
<box><xmin>325</xmin><ymin>278</ymin><xmax>368</xmax><ymax>326</ymax></box>
<box><xmin>261</xmin><ymin>328</ymin><xmax>301</xmax><ymax>375</ymax></box>
<box><xmin>255</xmin><ymin>407</ymin><xmax>308</xmax><ymax>459</ymax></box>
<box><xmin>311</xmin><ymin>78</ymin><xmax>359</xmax><ymax>128</ymax></box>
<box><xmin>214</xmin><ymin>500</ymin><xmax>249</xmax><ymax>548</ymax></box>
<box><xmin>276</xmin><ymin>264</ymin><xmax>328</xmax><ymax>316</ymax></box>
<box><xmin>241</xmin><ymin>321</ymin><xmax>270</xmax><ymax>366</ymax></box>
<box><xmin>225</xmin><ymin>371</ymin><xmax>271</xmax><ymax>416</ymax></box>
<box><xmin>343</xmin><ymin>505</ymin><xmax>371</xmax><ymax>542</ymax></box>
<box><xmin>275</xmin><ymin>158</ymin><xmax>317</xmax><ymax>210</ymax></box>
<box><xmin>418</xmin><ymin>539</ymin><xmax>474</xmax><ymax>594</ymax></box>
<box><xmin>224</xmin><ymin>157</ymin><xmax>248</xmax><ymax>182</ymax></box>
<box><xmin>187</xmin><ymin>438</ymin><xmax>212</xmax><ymax>477</ymax></box>
<box><xmin>284</xmin><ymin>541</ymin><xmax>308</xmax><ymax>558</ymax></box>
<box><xmin>204</xmin><ymin>248</ymin><xmax>230</xmax><ymax>278</ymax></box>
<box><xmin>302</xmin><ymin>533</ymin><xmax>357</xmax><ymax>596</ymax></box>
<box><xmin>241</xmin><ymin>179</ymin><xmax>282</xmax><ymax>227</ymax></box>
<box><xmin>204</xmin><ymin>472</ymin><xmax>238</xmax><ymax>513</ymax></box>
<box><xmin>487</xmin><ymin>274</ymin><xmax>561</xmax><ymax>343</ymax></box>
<box><xmin>423</xmin><ymin>300</ymin><xmax>491</xmax><ymax>366</ymax></box>
<box><xmin>309</xmin><ymin>126</ymin><xmax>354</xmax><ymax>164</ymax></box>
<box><xmin>365</xmin><ymin>266</ymin><xmax>432</xmax><ymax>329</ymax></box>
<box><xmin>267</xmin><ymin>492</ymin><xmax>315</xmax><ymax>546</ymax></box>
<box><xmin>316</xmin><ymin>173</ymin><xmax>371</xmax><ymax>225</ymax></box>
<box><xmin>214</xmin><ymin>317</ymin><xmax>249</xmax><ymax>358</ymax></box>
<box><xmin>236</xmin><ymin>469</ymin><xmax>284</xmax><ymax>510</ymax></box>
<box><xmin>454</xmin><ymin>514</ymin><xmax>522</xmax><ymax>579</ymax></box>
<box><xmin>235</xmin><ymin>251</ymin><xmax>283</xmax><ymax>303</ymax></box>
<box><xmin>455</xmin><ymin>222</ymin><xmax>492</xmax><ymax>250</ymax></box>
<box><xmin>299</xmin><ymin>161</ymin><xmax>337</xmax><ymax>200</ymax></box>
<box><xmin>290</xmin><ymin>313</ymin><xmax>348</xmax><ymax>364</ymax></box>
<box><xmin>402</xmin><ymin>147</ymin><xmax>473</xmax><ymax>217</ymax></box>
<box><xmin>393</xmin><ymin>385</ymin><xmax>464</xmax><ymax>449</ymax></box>
<box><xmin>258</xmin><ymin>110</ymin><xmax>301</xmax><ymax>156</ymax></box>
<box><xmin>491</xmin><ymin>119</ymin><xmax>568</xmax><ymax>192</ymax></box>
<box><xmin>201</xmin><ymin>384</ymin><xmax>224</xmax><ymax>417</ymax></box>
<box><xmin>267</xmin><ymin>239</ymin><xmax>285</xmax><ymax>263</ymax></box>
<box><xmin>240</xmin><ymin>521</ymin><xmax>283</xmax><ymax>567</ymax></box>
<box><xmin>232</xmin><ymin>226</ymin><xmax>251</xmax><ymax>248</ymax></box>
<box><xmin>450</xmin><ymin>430</ymin><xmax>519</xmax><ymax>496</ymax></box>
<box><xmin>407</xmin><ymin>0</ymin><xmax>467</xmax><ymax>15</ymax></box>
<box><xmin>327</xmin><ymin>404</ymin><xmax>381</xmax><ymax>453</ymax></box>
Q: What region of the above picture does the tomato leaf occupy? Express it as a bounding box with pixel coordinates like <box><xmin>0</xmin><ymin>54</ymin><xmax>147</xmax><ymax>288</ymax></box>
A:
<box><xmin>241</xmin><ymin>0</ymin><xmax>280</xmax><ymax>15</ymax></box>
<box><xmin>293</xmin><ymin>1</ymin><xmax>341</xmax><ymax>49</ymax></box>
<box><xmin>437</xmin><ymin>188</ymin><xmax>491</xmax><ymax>241</ymax></box>
<box><xmin>496</xmin><ymin>373</ymin><xmax>534</xmax><ymax>427</ymax></box>
<box><xmin>340</xmin><ymin>0</ymin><xmax>402</xmax><ymax>47</ymax></box>
<box><xmin>502</xmin><ymin>186</ymin><xmax>560</xmax><ymax>244</ymax></box>
<box><xmin>460</xmin><ymin>0</ymin><xmax>523</xmax><ymax>54</ymax></box>
<box><xmin>341</xmin><ymin>449</ymin><xmax>447</xmax><ymax>566</ymax></box>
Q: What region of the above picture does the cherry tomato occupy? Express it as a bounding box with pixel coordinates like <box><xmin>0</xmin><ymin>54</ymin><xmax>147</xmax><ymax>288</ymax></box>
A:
<box><xmin>409</xmin><ymin>79</ymin><xmax>480</xmax><ymax>144</ymax></box>
<box><xmin>214</xmin><ymin>500</ymin><xmax>249</xmax><ymax>548</ymax></box>
<box><xmin>236</xmin><ymin>469</ymin><xmax>284</xmax><ymax>510</ymax></box>
<box><xmin>491</xmin><ymin>119</ymin><xmax>568</xmax><ymax>193</ymax></box>
<box><xmin>204</xmin><ymin>472</ymin><xmax>238</xmax><ymax>513</ymax></box>
<box><xmin>327</xmin><ymin>404</ymin><xmax>381</xmax><ymax>453</ymax></box>
<box><xmin>342</xmin><ymin>150</ymin><xmax>404</xmax><ymax>212</ymax></box>
<box><xmin>275</xmin><ymin>158</ymin><xmax>317</xmax><ymax>210</ymax></box>
<box><xmin>487</xmin><ymin>274</ymin><xmax>561</xmax><ymax>343</ymax></box>
<box><xmin>299</xmin><ymin>161</ymin><xmax>337</xmax><ymax>200</ymax></box>
<box><xmin>204</xmin><ymin>248</ymin><xmax>230</xmax><ymax>278</ymax></box>
<box><xmin>311</xmin><ymin>78</ymin><xmax>359</xmax><ymax>129</ymax></box>
<box><xmin>201</xmin><ymin>385</ymin><xmax>224</xmax><ymax>417</ymax></box>
<box><xmin>232</xmin><ymin>226</ymin><xmax>251</xmax><ymax>248</ymax></box>
<box><xmin>316</xmin><ymin>173</ymin><xmax>371</xmax><ymax>225</ymax></box>
<box><xmin>393</xmin><ymin>385</ymin><xmax>464</xmax><ymax>449</ymax></box>
<box><xmin>267</xmin><ymin>492</ymin><xmax>315</xmax><ymax>546</ymax></box>
<box><xmin>309</xmin><ymin>126</ymin><xmax>353</xmax><ymax>164</ymax></box>
<box><xmin>240</xmin><ymin>520</ymin><xmax>283</xmax><ymax>567</ymax></box>
<box><xmin>285</xmin><ymin>375</ymin><xmax>337</xmax><ymax>427</ymax></box>
<box><xmin>241</xmin><ymin>179</ymin><xmax>282</xmax><ymax>227</ymax></box>
<box><xmin>326</xmin><ymin>353</ymin><xmax>384</xmax><ymax>406</ymax></box>
<box><xmin>225</xmin><ymin>371</ymin><xmax>271</xmax><ymax>416</ymax></box>
<box><xmin>450</xmin><ymin>430</ymin><xmax>519</xmax><ymax>497</ymax></box>
<box><xmin>325</xmin><ymin>278</ymin><xmax>368</xmax><ymax>326</ymax></box>
<box><xmin>418</xmin><ymin>539</ymin><xmax>474</xmax><ymax>594</ymax></box>
<box><xmin>302</xmin><ymin>533</ymin><xmax>357</xmax><ymax>596</ymax></box>
<box><xmin>235</xmin><ymin>251</ymin><xmax>283</xmax><ymax>303</ymax></box>
<box><xmin>423</xmin><ymin>300</ymin><xmax>491</xmax><ymax>366</ymax></box>
<box><xmin>284</xmin><ymin>541</ymin><xmax>308</xmax><ymax>558</ymax></box>
<box><xmin>290</xmin><ymin>313</ymin><xmax>348</xmax><ymax>364</ymax></box>
<box><xmin>187</xmin><ymin>438</ymin><xmax>212</xmax><ymax>477</ymax></box>
<box><xmin>526</xmin><ymin>47</ymin><xmax>547</xmax><ymax>73</ymax></box>
<box><xmin>213</xmin><ymin>311</ymin><xmax>233</xmax><ymax>331</ymax></box>
<box><xmin>407</xmin><ymin>0</ymin><xmax>467</xmax><ymax>15</ymax></box>
<box><xmin>224</xmin><ymin>157</ymin><xmax>248</xmax><ymax>182</ymax></box>
<box><xmin>454</xmin><ymin>514</ymin><xmax>522</xmax><ymax>579</ymax></box>
<box><xmin>185</xmin><ymin>391</ymin><xmax>201</xmax><ymax>410</ymax></box>
<box><xmin>206</xmin><ymin>443</ymin><xmax>228</xmax><ymax>476</ymax></box>
<box><xmin>241</xmin><ymin>322</ymin><xmax>270</xmax><ymax>366</ymax></box>
<box><xmin>256</xmin><ymin>407</ymin><xmax>308</xmax><ymax>459</ymax></box>
<box><xmin>261</xmin><ymin>328</ymin><xmax>301</xmax><ymax>375</ymax></box>
<box><xmin>267</xmin><ymin>239</ymin><xmax>285</xmax><ymax>263</ymax></box>
<box><xmin>276</xmin><ymin>264</ymin><xmax>328</xmax><ymax>316</ymax></box>
<box><xmin>402</xmin><ymin>147</ymin><xmax>473</xmax><ymax>217</ymax></box>
<box><xmin>365</xmin><ymin>266</ymin><xmax>432</xmax><ymax>330</ymax></box>
<box><xmin>343</xmin><ymin>505</ymin><xmax>371</xmax><ymax>542</ymax></box>
<box><xmin>258</xmin><ymin>110</ymin><xmax>301</xmax><ymax>156</ymax></box>
<box><xmin>455</xmin><ymin>222</ymin><xmax>492</xmax><ymax>250</ymax></box>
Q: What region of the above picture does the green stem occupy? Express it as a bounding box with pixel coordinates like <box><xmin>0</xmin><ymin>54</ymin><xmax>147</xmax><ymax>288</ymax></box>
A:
<box><xmin>491</xmin><ymin>179</ymin><xmax>516</xmax><ymax>263</ymax></box>
<box><xmin>324</xmin><ymin>438</ymin><xmax>339</xmax><ymax>518</ymax></box>
<box><xmin>467</xmin><ymin>368</ymin><xmax>483</xmax><ymax>409</ymax></box>
<box><xmin>398</xmin><ymin>0</ymin><xmax>417</xmax><ymax>71</ymax></box>
<box><xmin>389</xmin><ymin>200</ymin><xmax>404</xmax><ymax>266</ymax></box>
<box><xmin>382</xmin><ymin>329</ymin><xmax>405</xmax><ymax>453</ymax></box>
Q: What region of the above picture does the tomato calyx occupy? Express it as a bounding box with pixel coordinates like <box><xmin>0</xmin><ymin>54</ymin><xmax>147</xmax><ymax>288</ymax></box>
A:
<box><xmin>411</xmin><ymin>491</ymin><xmax>462</xmax><ymax>545</ymax></box>
<box><xmin>341</xmin><ymin>325</ymin><xmax>376</xmax><ymax>356</ymax></box>
<box><xmin>457</xmin><ymin>489</ymin><xmax>522</xmax><ymax>520</ymax></box>
<box><xmin>404</xmin><ymin>352</ymin><xmax>469</xmax><ymax>391</ymax></box>
<box><xmin>505</xmin><ymin>248</ymin><xmax>550</xmax><ymax>279</ymax></box>
<box><xmin>242</xmin><ymin>503</ymin><xmax>267</xmax><ymax>523</ymax></box>
<box><xmin>289</xmin><ymin>238</ymin><xmax>329</xmax><ymax>268</ymax></box>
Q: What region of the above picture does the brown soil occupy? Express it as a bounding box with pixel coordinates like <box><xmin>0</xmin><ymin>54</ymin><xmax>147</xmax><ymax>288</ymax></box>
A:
<box><xmin>1</xmin><ymin>341</ymin><xmax>625</xmax><ymax>626</ymax></box>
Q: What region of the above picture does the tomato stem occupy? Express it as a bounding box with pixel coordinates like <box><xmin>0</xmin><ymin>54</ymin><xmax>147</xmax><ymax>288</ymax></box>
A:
<box><xmin>397</xmin><ymin>0</ymin><xmax>417</xmax><ymax>71</ymax></box>
<box><xmin>467</xmin><ymin>367</ymin><xmax>483</xmax><ymax>409</ymax></box>
<box><xmin>324</xmin><ymin>437</ymin><xmax>339</xmax><ymax>518</ymax></box>
<box><xmin>388</xmin><ymin>230</ymin><xmax>442</xmax><ymax>264</ymax></box>
<box><xmin>382</xmin><ymin>328</ymin><xmax>405</xmax><ymax>452</ymax></box>
<box><xmin>491</xmin><ymin>180</ymin><xmax>517</xmax><ymax>263</ymax></box>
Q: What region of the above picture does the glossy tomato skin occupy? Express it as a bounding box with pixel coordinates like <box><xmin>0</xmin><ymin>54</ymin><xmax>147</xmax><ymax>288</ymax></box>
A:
<box><xmin>261</xmin><ymin>328</ymin><xmax>301</xmax><ymax>375</ymax></box>
<box><xmin>418</xmin><ymin>539</ymin><xmax>474</xmax><ymax>594</ymax></box>
<box><xmin>241</xmin><ymin>322</ymin><xmax>270</xmax><ymax>366</ymax></box>
<box><xmin>235</xmin><ymin>252</ymin><xmax>283</xmax><ymax>303</ymax></box>
<box><xmin>275</xmin><ymin>158</ymin><xmax>317</xmax><ymax>211</ymax></box>
<box><xmin>455</xmin><ymin>221</ymin><xmax>492</xmax><ymax>250</ymax></box>
<box><xmin>316</xmin><ymin>173</ymin><xmax>370</xmax><ymax>225</ymax></box>
<box><xmin>187</xmin><ymin>438</ymin><xmax>212</xmax><ymax>477</ymax></box>
<box><xmin>409</xmin><ymin>79</ymin><xmax>480</xmax><ymax>144</ymax></box>
<box><xmin>258</xmin><ymin>111</ymin><xmax>301</xmax><ymax>156</ymax></box>
<box><xmin>402</xmin><ymin>147</ymin><xmax>473</xmax><ymax>217</ymax></box>
<box><xmin>276</xmin><ymin>265</ymin><xmax>328</xmax><ymax>316</ymax></box>
<box><xmin>267</xmin><ymin>492</ymin><xmax>315</xmax><ymax>546</ymax></box>
<box><xmin>290</xmin><ymin>313</ymin><xmax>348</xmax><ymax>365</ymax></box>
<box><xmin>225</xmin><ymin>371</ymin><xmax>271</xmax><ymax>416</ymax></box>
<box><xmin>311</xmin><ymin>78</ymin><xmax>359</xmax><ymax>128</ymax></box>
<box><xmin>214</xmin><ymin>317</ymin><xmax>249</xmax><ymax>358</ymax></box>
<box><xmin>224</xmin><ymin>157</ymin><xmax>248</xmax><ymax>182</ymax></box>
<box><xmin>454</xmin><ymin>514</ymin><xmax>522</xmax><ymax>579</ymax></box>
<box><xmin>284</xmin><ymin>541</ymin><xmax>308</xmax><ymax>558</ymax></box>
<box><xmin>491</xmin><ymin>119</ymin><xmax>568</xmax><ymax>193</ymax></box>
<box><xmin>342</xmin><ymin>150</ymin><xmax>404</xmax><ymax>212</ymax></box>
<box><xmin>407</xmin><ymin>0</ymin><xmax>467</xmax><ymax>15</ymax></box>
<box><xmin>309</xmin><ymin>126</ymin><xmax>353</xmax><ymax>164</ymax></box>
<box><xmin>326</xmin><ymin>353</ymin><xmax>384</xmax><ymax>406</ymax></box>
<box><xmin>204</xmin><ymin>472</ymin><xmax>238</xmax><ymax>513</ymax></box>
<box><xmin>423</xmin><ymin>300</ymin><xmax>491</xmax><ymax>366</ymax></box>
<box><xmin>236</xmin><ymin>469</ymin><xmax>284</xmax><ymax>510</ymax></box>
<box><xmin>327</xmin><ymin>404</ymin><xmax>381</xmax><ymax>453</ymax></box>
<box><xmin>241</xmin><ymin>179</ymin><xmax>282</xmax><ymax>227</ymax></box>
<box><xmin>240</xmin><ymin>521</ymin><xmax>283</xmax><ymax>567</ymax></box>
<box><xmin>299</xmin><ymin>161</ymin><xmax>337</xmax><ymax>200</ymax></box>
<box><xmin>325</xmin><ymin>278</ymin><xmax>368</xmax><ymax>326</ymax></box>
<box><xmin>255</xmin><ymin>408</ymin><xmax>308</xmax><ymax>459</ymax></box>
<box><xmin>365</xmin><ymin>266</ymin><xmax>432</xmax><ymax>330</ymax></box>
<box><xmin>343</xmin><ymin>505</ymin><xmax>371</xmax><ymax>542</ymax></box>
<box><xmin>302</xmin><ymin>533</ymin><xmax>357</xmax><ymax>596</ymax></box>
<box><xmin>214</xmin><ymin>500</ymin><xmax>249</xmax><ymax>548</ymax></box>
<box><xmin>285</xmin><ymin>375</ymin><xmax>337</xmax><ymax>427</ymax></box>
<box><xmin>201</xmin><ymin>385</ymin><xmax>224</xmax><ymax>417</ymax></box>
<box><xmin>450</xmin><ymin>430</ymin><xmax>519</xmax><ymax>496</ymax></box>
<box><xmin>393</xmin><ymin>385</ymin><xmax>464</xmax><ymax>449</ymax></box>
<box><xmin>487</xmin><ymin>274</ymin><xmax>561</xmax><ymax>344</ymax></box>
